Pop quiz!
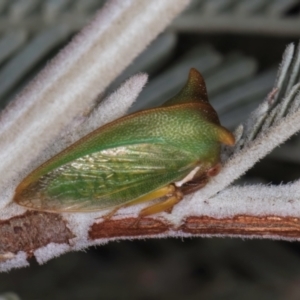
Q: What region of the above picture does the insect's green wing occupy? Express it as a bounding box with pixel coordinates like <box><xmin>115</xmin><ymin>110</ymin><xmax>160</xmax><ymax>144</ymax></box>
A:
<box><xmin>14</xmin><ymin>68</ymin><xmax>234</xmax><ymax>212</ymax></box>
<box><xmin>16</xmin><ymin>143</ymin><xmax>198</xmax><ymax>212</ymax></box>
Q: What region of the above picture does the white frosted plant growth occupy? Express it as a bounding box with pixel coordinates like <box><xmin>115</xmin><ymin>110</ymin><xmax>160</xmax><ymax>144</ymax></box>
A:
<box><xmin>182</xmin><ymin>42</ymin><xmax>300</xmax><ymax>221</ymax></box>
<box><xmin>0</xmin><ymin>41</ymin><xmax>299</xmax><ymax>272</ymax></box>
<box><xmin>1</xmin><ymin>0</ymin><xmax>300</xmax><ymax>271</ymax></box>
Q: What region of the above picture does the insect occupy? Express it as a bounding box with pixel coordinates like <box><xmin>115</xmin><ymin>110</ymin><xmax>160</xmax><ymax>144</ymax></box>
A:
<box><xmin>13</xmin><ymin>68</ymin><xmax>235</xmax><ymax>218</ymax></box>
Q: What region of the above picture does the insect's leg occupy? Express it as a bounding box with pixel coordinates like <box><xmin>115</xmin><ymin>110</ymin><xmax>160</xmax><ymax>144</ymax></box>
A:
<box><xmin>124</xmin><ymin>184</ymin><xmax>176</xmax><ymax>207</ymax></box>
<box><xmin>179</xmin><ymin>174</ymin><xmax>209</xmax><ymax>195</ymax></box>
<box><xmin>206</xmin><ymin>163</ymin><xmax>221</xmax><ymax>177</ymax></box>
<box><xmin>102</xmin><ymin>206</ymin><xmax>122</xmax><ymax>220</ymax></box>
<box><xmin>139</xmin><ymin>189</ymin><xmax>183</xmax><ymax>217</ymax></box>
<box><xmin>102</xmin><ymin>184</ymin><xmax>176</xmax><ymax>220</ymax></box>
<box><xmin>180</xmin><ymin>163</ymin><xmax>222</xmax><ymax>195</ymax></box>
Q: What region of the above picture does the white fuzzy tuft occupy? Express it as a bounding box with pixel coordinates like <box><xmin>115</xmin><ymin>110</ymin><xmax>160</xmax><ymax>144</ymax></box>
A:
<box><xmin>34</xmin><ymin>243</ymin><xmax>71</xmax><ymax>265</ymax></box>
<box><xmin>0</xmin><ymin>252</ymin><xmax>29</xmax><ymax>272</ymax></box>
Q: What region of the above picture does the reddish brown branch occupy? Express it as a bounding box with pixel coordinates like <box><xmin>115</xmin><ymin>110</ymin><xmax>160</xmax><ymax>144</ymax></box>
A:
<box><xmin>89</xmin><ymin>217</ymin><xmax>169</xmax><ymax>238</ymax></box>
<box><xmin>89</xmin><ymin>215</ymin><xmax>300</xmax><ymax>240</ymax></box>
<box><xmin>1</xmin><ymin>212</ymin><xmax>300</xmax><ymax>264</ymax></box>
<box><xmin>180</xmin><ymin>215</ymin><xmax>300</xmax><ymax>238</ymax></box>
<box><xmin>0</xmin><ymin>211</ymin><xmax>74</xmax><ymax>257</ymax></box>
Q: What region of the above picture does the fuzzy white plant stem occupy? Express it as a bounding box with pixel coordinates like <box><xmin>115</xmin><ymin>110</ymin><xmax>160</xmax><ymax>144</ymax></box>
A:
<box><xmin>193</xmin><ymin>107</ymin><xmax>300</xmax><ymax>203</ymax></box>
<box><xmin>193</xmin><ymin>43</ymin><xmax>300</xmax><ymax>202</ymax></box>
<box><xmin>0</xmin><ymin>0</ymin><xmax>190</xmax><ymax>191</ymax></box>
